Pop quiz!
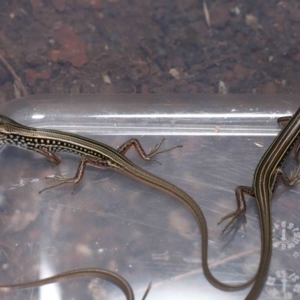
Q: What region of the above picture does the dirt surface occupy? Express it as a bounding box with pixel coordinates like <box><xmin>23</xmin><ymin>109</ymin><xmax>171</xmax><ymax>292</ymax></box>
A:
<box><xmin>0</xmin><ymin>0</ymin><xmax>300</xmax><ymax>103</ymax></box>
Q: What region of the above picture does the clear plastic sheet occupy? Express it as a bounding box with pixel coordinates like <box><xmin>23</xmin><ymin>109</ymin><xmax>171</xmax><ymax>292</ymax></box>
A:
<box><xmin>0</xmin><ymin>94</ymin><xmax>299</xmax><ymax>300</ymax></box>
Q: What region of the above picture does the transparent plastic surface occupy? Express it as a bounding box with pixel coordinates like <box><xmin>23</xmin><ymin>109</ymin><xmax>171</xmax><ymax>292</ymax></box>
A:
<box><xmin>0</xmin><ymin>94</ymin><xmax>299</xmax><ymax>300</ymax></box>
